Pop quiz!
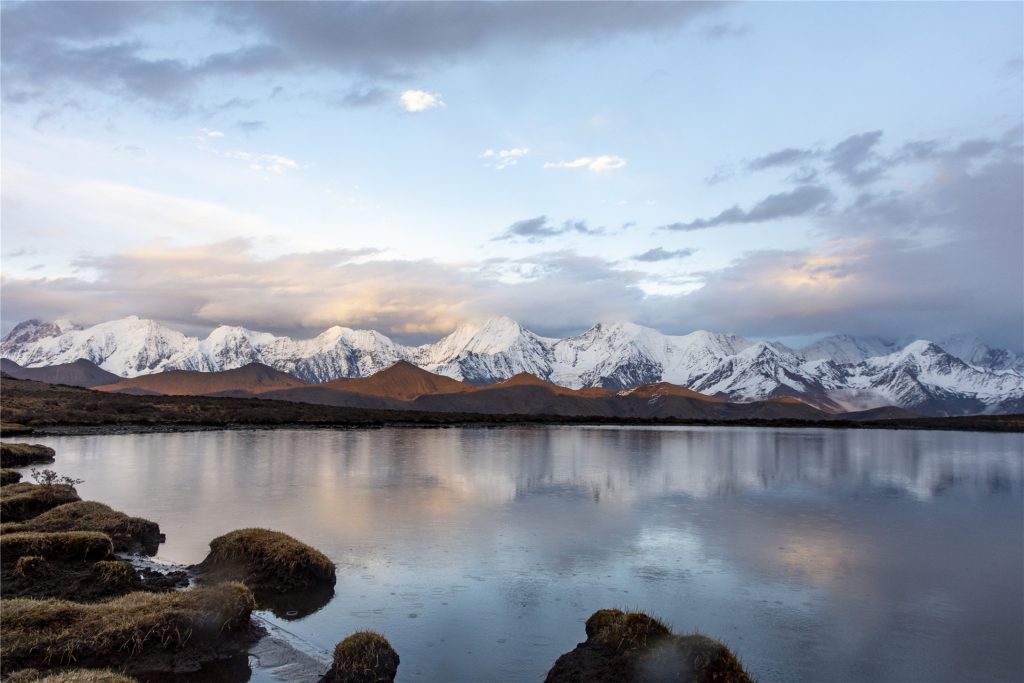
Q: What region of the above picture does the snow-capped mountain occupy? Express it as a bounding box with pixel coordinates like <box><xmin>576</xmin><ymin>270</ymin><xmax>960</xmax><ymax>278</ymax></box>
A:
<box><xmin>0</xmin><ymin>316</ymin><xmax>198</xmax><ymax>377</ymax></box>
<box><xmin>2</xmin><ymin>315</ymin><xmax>1022</xmax><ymax>415</ymax></box>
<box><xmin>937</xmin><ymin>334</ymin><xmax>1024</xmax><ymax>373</ymax></box>
<box><xmin>412</xmin><ymin>316</ymin><xmax>555</xmax><ymax>384</ymax></box>
<box><xmin>800</xmin><ymin>334</ymin><xmax>902</xmax><ymax>365</ymax></box>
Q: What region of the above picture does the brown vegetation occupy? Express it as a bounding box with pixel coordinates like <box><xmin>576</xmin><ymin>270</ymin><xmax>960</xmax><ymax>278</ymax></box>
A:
<box><xmin>1</xmin><ymin>501</ymin><xmax>164</xmax><ymax>554</ymax></box>
<box><xmin>545</xmin><ymin>609</ymin><xmax>752</xmax><ymax>683</ymax></box>
<box><xmin>1</xmin><ymin>483</ymin><xmax>81</xmax><ymax>521</ymax></box>
<box><xmin>1</xmin><ymin>531</ymin><xmax>113</xmax><ymax>564</ymax></box>
<box><xmin>4</xmin><ymin>669</ymin><xmax>138</xmax><ymax>683</ymax></box>
<box><xmin>194</xmin><ymin>528</ymin><xmax>336</xmax><ymax>594</ymax></box>
<box><xmin>322</xmin><ymin>631</ymin><xmax>400</xmax><ymax>683</ymax></box>
<box><xmin>0</xmin><ymin>583</ymin><xmax>255</xmax><ymax>674</ymax></box>
<box><xmin>2</xmin><ymin>467</ymin><xmax>24</xmax><ymax>485</ymax></box>
<box><xmin>1</xmin><ymin>443</ymin><xmax>56</xmax><ymax>468</ymax></box>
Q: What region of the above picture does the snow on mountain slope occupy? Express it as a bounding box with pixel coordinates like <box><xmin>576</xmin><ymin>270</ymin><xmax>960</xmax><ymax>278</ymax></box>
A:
<box><xmin>0</xmin><ymin>316</ymin><xmax>196</xmax><ymax>377</ymax></box>
<box><xmin>167</xmin><ymin>324</ymin><xmax>411</xmax><ymax>382</ymax></box>
<box><xmin>0</xmin><ymin>319</ymin><xmax>81</xmax><ymax>348</ymax></box>
<box><xmin>800</xmin><ymin>334</ymin><xmax>901</xmax><ymax>365</ymax></box>
<box><xmin>549</xmin><ymin>323</ymin><xmax>752</xmax><ymax>390</ymax></box>
<box><xmin>832</xmin><ymin>341</ymin><xmax>1024</xmax><ymax>415</ymax></box>
<box><xmin>413</xmin><ymin>316</ymin><xmax>555</xmax><ymax>384</ymax></box>
<box><xmin>938</xmin><ymin>334</ymin><xmax>1024</xmax><ymax>373</ymax></box>
<box><xmin>2</xmin><ymin>316</ymin><xmax>1021</xmax><ymax>415</ymax></box>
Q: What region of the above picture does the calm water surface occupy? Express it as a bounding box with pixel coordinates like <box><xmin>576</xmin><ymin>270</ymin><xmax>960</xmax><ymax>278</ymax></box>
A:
<box><xmin>15</xmin><ymin>426</ymin><xmax>1024</xmax><ymax>682</ymax></box>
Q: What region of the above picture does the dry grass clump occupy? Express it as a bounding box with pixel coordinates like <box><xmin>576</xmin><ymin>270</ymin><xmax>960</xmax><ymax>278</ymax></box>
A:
<box><xmin>1</xmin><ymin>483</ymin><xmax>81</xmax><ymax>521</ymax></box>
<box><xmin>5</xmin><ymin>670</ymin><xmax>137</xmax><ymax>683</ymax></box>
<box><xmin>92</xmin><ymin>560</ymin><xmax>138</xmax><ymax>593</ymax></box>
<box><xmin>1</xmin><ymin>501</ymin><xmax>164</xmax><ymax>554</ymax></box>
<box><xmin>1</xmin><ymin>532</ymin><xmax>113</xmax><ymax>564</ymax></box>
<box><xmin>13</xmin><ymin>555</ymin><xmax>51</xmax><ymax>579</ymax></box>
<box><xmin>195</xmin><ymin>528</ymin><xmax>336</xmax><ymax>592</ymax></box>
<box><xmin>0</xmin><ymin>443</ymin><xmax>56</xmax><ymax>468</ymax></box>
<box><xmin>326</xmin><ymin>631</ymin><xmax>400</xmax><ymax>683</ymax></box>
<box><xmin>0</xmin><ymin>583</ymin><xmax>255</xmax><ymax>672</ymax></box>
<box><xmin>545</xmin><ymin>609</ymin><xmax>753</xmax><ymax>683</ymax></box>
<box><xmin>589</xmin><ymin>610</ymin><xmax>671</xmax><ymax>653</ymax></box>
<box><xmin>2</xmin><ymin>468</ymin><xmax>24</xmax><ymax>485</ymax></box>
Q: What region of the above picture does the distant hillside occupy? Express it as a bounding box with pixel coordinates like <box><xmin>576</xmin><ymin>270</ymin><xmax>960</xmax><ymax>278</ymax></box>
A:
<box><xmin>0</xmin><ymin>358</ymin><xmax>121</xmax><ymax>388</ymax></box>
<box><xmin>93</xmin><ymin>363</ymin><xmax>307</xmax><ymax>396</ymax></box>
<box><xmin>0</xmin><ymin>376</ymin><xmax>1014</xmax><ymax>433</ymax></box>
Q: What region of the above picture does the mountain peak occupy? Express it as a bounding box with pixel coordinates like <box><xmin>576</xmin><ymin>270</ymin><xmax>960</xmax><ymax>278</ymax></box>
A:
<box><xmin>324</xmin><ymin>360</ymin><xmax>470</xmax><ymax>400</ymax></box>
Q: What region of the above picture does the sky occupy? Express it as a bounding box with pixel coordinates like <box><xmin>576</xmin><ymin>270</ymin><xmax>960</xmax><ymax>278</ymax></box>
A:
<box><xmin>1</xmin><ymin>1</ymin><xmax>1022</xmax><ymax>349</ymax></box>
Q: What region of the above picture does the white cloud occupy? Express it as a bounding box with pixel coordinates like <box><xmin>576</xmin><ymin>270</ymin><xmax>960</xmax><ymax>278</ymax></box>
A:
<box><xmin>200</xmin><ymin>128</ymin><xmax>224</xmax><ymax>138</ymax></box>
<box><xmin>399</xmin><ymin>89</ymin><xmax>444</xmax><ymax>112</ymax></box>
<box><xmin>543</xmin><ymin>155</ymin><xmax>627</xmax><ymax>172</ymax></box>
<box><xmin>224</xmin><ymin>150</ymin><xmax>299</xmax><ymax>173</ymax></box>
<box><xmin>480</xmin><ymin>147</ymin><xmax>529</xmax><ymax>170</ymax></box>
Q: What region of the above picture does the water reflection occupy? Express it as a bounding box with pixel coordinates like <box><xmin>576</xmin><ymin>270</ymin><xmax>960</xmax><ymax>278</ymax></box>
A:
<box><xmin>18</xmin><ymin>426</ymin><xmax>1024</xmax><ymax>683</ymax></box>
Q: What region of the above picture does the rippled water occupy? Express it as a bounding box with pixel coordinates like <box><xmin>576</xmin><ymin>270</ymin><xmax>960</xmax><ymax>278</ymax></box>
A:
<box><xmin>13</xmin><ymin>426</ymin><xmax>1023</xmax><ymax>682</ymax></box>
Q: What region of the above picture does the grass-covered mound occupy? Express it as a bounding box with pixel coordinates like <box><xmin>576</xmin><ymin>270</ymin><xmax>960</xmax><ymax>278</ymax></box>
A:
<box><xmin>2</xmin><ymin>467</ymin><xmax>24</xmax><ymax>485</ymax></box>
<box><xmin>5</xmin><ymin>669</ymin><xmax>137</xmax><ymax>682</ymax></box>
<box><xmin>1</xmin><ymin>482</ymin><xmax>81</xmax><ymax>521</ymax></box>
<box><xmin>322</xmin><ymin>631</ymin><xmax>400</xmax><ymax>683</ymax></box>
<box><xmin>0</xmin><ymin>443</ymin><xmax>56</xmax><ymax>467</ymax></box>
<box><xmin>545</xmin><ymin>609</ymin><xmax>752</xmax><ymax>683</ymax></box>
<box><xmin>0</xmin><ymin>531</ymin><xmax>144</xmax><ymax>600</ymax></box>
<box><xmin>1</xmin><ymin>501</ymin><xmax>165</xmax><ymax>554</ymax></box>
<box><xmin>194</xmin><ymin>528</ymin><xmax>336</xmax><ymax>593</ymax></box>
<box><xmin>1</xmin><ymin>531</ymin><xmax>113</xmax><ymax>563</ymax></box>
<box><xmin>0</xmin><ymin>583</ymin><xmax>256</xmax><ymax>674</ymax></box>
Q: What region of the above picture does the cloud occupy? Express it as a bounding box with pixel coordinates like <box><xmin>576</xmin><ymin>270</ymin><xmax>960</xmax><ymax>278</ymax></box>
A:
<box><xmin>200</xmin><ymin>128</ymin><xmax>224</xmax><ymax>138</ymax></box>
<box><xmin>748</xmin><ymin>147</ymin><xmax>818</xmax><ymax>171</ymax></box>
<box><xmin>661</xmin><ymin>184</ymin><xmax>835</xmax><ymax>231</ymax></box>
<box><xmin>704</xmin><ymin>22</ymin><xmax>748</xmax><ymax>40</ymax></box>
<box><xmin>480</xmin><ymin>148</ymin><xmax>529</xmax><ymax>170</ymax></box>
<box><xmin>492</xmin><ymin>216</ymin><xmax>604</xmax><ymax>242</ymax></box>
<box><xmin>330</xmin><ymin>85</ymin><xmax>390</xmax><ymax>108</ymax></box>
<box><xmin>223</xmin><ymin>151</ymin><xmax>299</xmax><ymax>174</ymax></box>
<box><xmin>3</xmin><ymin>126</ymin><xmax>1021</xmax><ymax>348</ymax></box>
<box><xmin>543</xmin><ymin>155</ymin><xmax>627</xmax><ymax>172</ymax></box>
<box><xmin>235</xmin><ymin>120</ymin><xmax>265</xmax><ymax>134</ymax></box>
<box><xmin>827</xmin><ymin>130</ymin><xmax>885</xmax><ymax>186</ymax></box>
<box><xmin>399</xmin><ymin>89</ymin><xmax>444</xmax><ymax>112</ymax></box>
<box><xmin>632</xmin><ymin>247</ymin><xmax>696</xmax><ymax>262</ymax></box>
<box><xmin>0</xmin><ymin>241</ymin><xmax>641</xmax><ymax>342</ymax></box>
<box><xmin>654</xmin><ymin>127</ymin><xmax>1024</xmax><ymax>348</ymax></box>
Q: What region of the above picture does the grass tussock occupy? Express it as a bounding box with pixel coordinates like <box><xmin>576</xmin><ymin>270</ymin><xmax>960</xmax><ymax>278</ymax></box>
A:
<box><xmin>2</xmin><ymin>468</ymin><xmax>24</xmax><ymax>485</ymax></box>
<box><xmin>0</xmin><ymin>583</ymin><xmax>255</xmax><ymax>672</ymax></box>
<box><xmin>0</xmin><ymin>443</ymin><xmax>56</xmax><ymax>468</ymax></box>
<box><xmin>5</xmin><ymin>670</ymin><xmax>137</xmax><ymax>683</ymax></box>
<box><xmin>196</xmin><ymin>528</ymin><xmax>336</xmax><ymax>592</ymax></box>
<box><xmin>588</xmin><ymin>610</ymin><xmax>671</xmax><ymax>653</ymax></box>
<box><xmin>545</xmin><ymin>609</ymin><xmax>753</xmax><ymax>683</ymax></box>
<box><xmin>1</xmin><ymin>483</ymin><xmax>81</xmax><ymax>522</ymax></box>
<box><xmin>1</xmin><ymin>532</ymin><xmax>113</xmax><ymax>564</ymax></box>
<box><xmin>1</xmin><ymin>501</ymin><xmax>164</xmax><ymax>554</ymax></box>
<box><xmin>327</xmin><ymin>631</ymin><xmax>400</xmax><ymax>683</ymax></box>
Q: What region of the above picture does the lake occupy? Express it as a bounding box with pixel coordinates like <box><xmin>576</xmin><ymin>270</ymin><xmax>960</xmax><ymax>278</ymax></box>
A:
<box><xmin>12</xmin><ymin>426</ymin><xmax>1023</xmax><ymax>682</ymax></box>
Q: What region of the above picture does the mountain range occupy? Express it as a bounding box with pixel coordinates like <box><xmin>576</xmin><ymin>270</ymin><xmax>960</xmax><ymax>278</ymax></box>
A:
<box><xmin>2</xmin><ymin>315</ymin><xmax>1022</xmax><ymax>416</ymax></box>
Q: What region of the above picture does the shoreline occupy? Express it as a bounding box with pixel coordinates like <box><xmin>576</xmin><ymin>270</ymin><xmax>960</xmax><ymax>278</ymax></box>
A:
<box><xmin>3</xmin><ymin>376</ymin><xmax>1021</xmax><ymax>436</ymax></box>
<box><xmin>11</xmin><ymin>414</ymin><xmax>1024</xmax><ymax>437</ymax></box>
